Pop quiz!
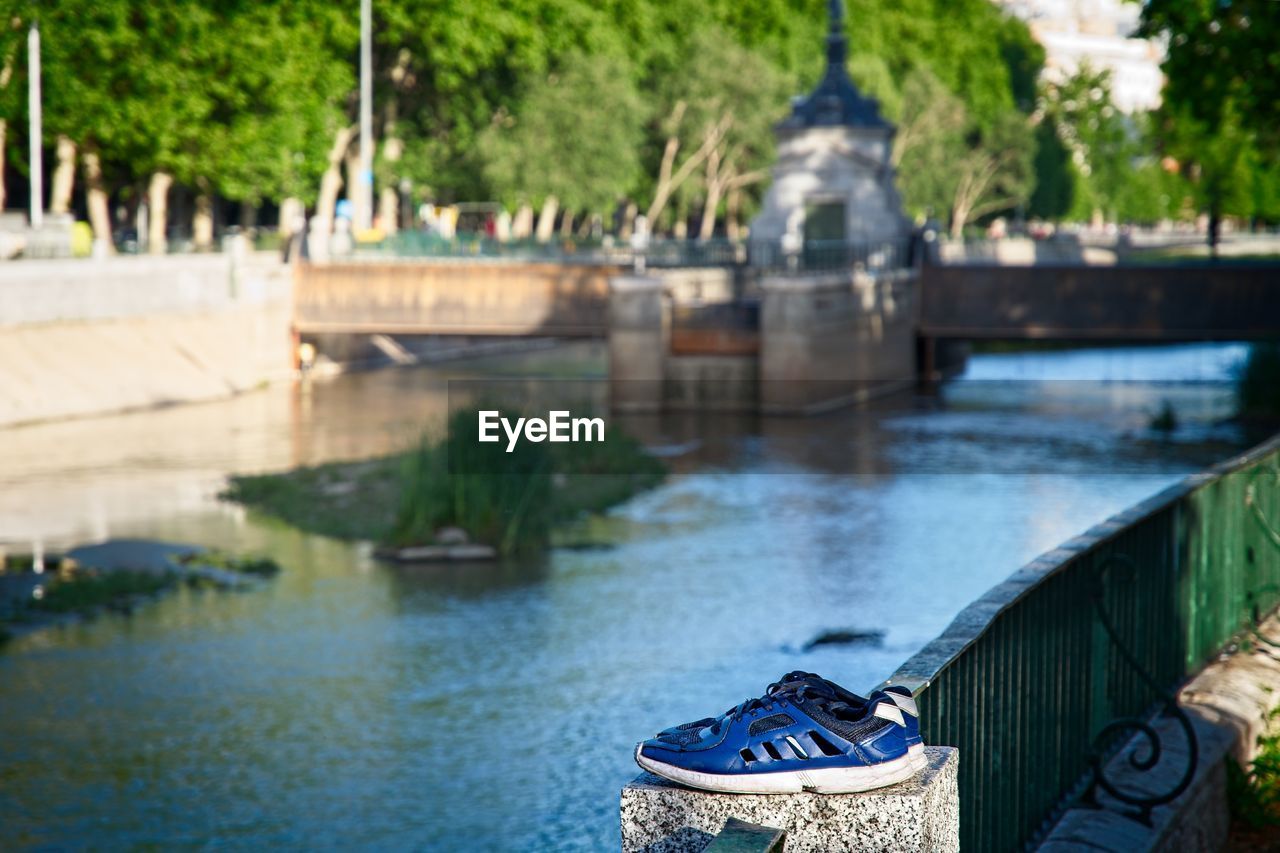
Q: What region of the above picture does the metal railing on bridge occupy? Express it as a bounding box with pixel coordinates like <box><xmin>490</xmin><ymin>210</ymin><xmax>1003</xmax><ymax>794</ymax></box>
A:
<box><xmin>746</xmin><ymin>237</ymin><xmax>914</xmax><ymax>274</ymax></box>
<box><xmin>889</xmin><ymin>435</ymin><xmax>1280</xmax><ymax>850</ymax></box>
<box><xmin>356</xmin><ymin>231</ymin><xmax>915</xmax><ymax>274</ymax></box>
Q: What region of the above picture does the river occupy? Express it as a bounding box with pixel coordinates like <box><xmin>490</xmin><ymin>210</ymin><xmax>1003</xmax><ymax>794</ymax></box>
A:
<box><xmin>0</xmin><ymin>342</ymin><xmax>1255</xmax><ymax>850</ymax></box>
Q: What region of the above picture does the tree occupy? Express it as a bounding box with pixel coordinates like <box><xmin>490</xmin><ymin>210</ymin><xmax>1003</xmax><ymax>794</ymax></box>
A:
<box><xmin>1141</xmin><ymin>0</ymin><xmax>1280</xmax><ymax>155</ymax></box>
<box><xmin>1036</xmin><ymin>65</ymin><xmax>1133</xmax><ymax>224</ymax></box>
<box><xmin>201</xmin><ymin>2</ymin><xmax>356</xmax><ymax>213</ymax></box>
<box><xmin>379</xmin><ymin>0</ymin><xmax>628</xmax><ymax>204</ymax></box>
<box><xmin>0</xmin><ymin>15</ymin><xmax>22</xmax><ymax>213</ymax></box>
<box><xmin>1141</xmin><ymin>0</ymin><xmax>1280</xmax><ymax>241</ymax></box>
<box><xmin>1163</xmin><ymin>101</ymin><xmax>1262</xmax><ymax>251</ymax></box>
<box><xmin>948</xmin><ymin>112</ymin><xmax>1036</xmax><ymax>237</ymax></box>
<box><xmin>851</xmin><ymin>64</ymin><xmax>1035</xmax><ymax>233</ymax></box>
<box><xmin>843</xmin><ymin>3</ymin><xmax>1043</xmax><ymax>232</ymax></box>
<box><xmin>478</xmin><ymin>50</ymin><xmax>645</xmax><ymax>240</ymax></box>
<box><xmin>886</xmin><ymin>68</ymin><xmax>968</xmax><ymax>221</ymax></box>
<box><xmin>646</xmin><ymin>27</ymin><xmax>790</xmax><ymax>238</ymax></box>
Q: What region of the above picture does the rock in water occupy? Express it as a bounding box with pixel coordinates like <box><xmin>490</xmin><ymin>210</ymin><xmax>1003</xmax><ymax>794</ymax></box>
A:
<box><xmin>802</xmin><ymin>629</ymin><xmax>886</xmax><ymax>652</ymax></box>
<box><xmin>434</xmin><ymin>527</ymin><xmax>470</xmax><ymax>545</ymax></box>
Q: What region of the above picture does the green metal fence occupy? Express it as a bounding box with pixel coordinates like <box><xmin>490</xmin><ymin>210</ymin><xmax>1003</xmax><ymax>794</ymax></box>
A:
<box><xmin>889</xmin><ymin>434</ymin><xmax>1280</xmax><ymax>850</ymax></box>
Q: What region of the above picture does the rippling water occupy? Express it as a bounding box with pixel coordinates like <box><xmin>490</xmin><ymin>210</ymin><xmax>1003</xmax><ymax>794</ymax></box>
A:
<box><xmin>0</xmin><ymin>342</ymin><xmax>1255</xmax><ymax>850</ymax></box>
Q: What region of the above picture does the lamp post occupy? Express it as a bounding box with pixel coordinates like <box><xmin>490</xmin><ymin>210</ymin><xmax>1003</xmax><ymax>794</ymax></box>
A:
<box><xmin>358</xmin><ymin>0</ymin><xmax>373</xmax><ymax>233</ymax></box>
<box><xmin>27</xmin><ymin>20</ymin><xmax>42</xmax><ymax>230</ymax></box>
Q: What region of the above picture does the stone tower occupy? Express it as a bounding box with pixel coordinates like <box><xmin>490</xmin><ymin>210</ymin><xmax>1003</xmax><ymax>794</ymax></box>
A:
<box><xmin>750</xmin><ymin>0</ymin><xmax>910</xmax><ymax>250</ymax></box>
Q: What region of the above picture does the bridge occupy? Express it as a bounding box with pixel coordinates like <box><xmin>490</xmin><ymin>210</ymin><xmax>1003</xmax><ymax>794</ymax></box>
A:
<box><xmin>918</xmin><ymin>262</ymin><xmax>1280</xmax><ymax>341</ymax></box>
<box><xmin>294</xmin><ymin>257</ymin><xmax>1280</xmax><ymax>345</ymax></box>
<box><xmin>294</xmin><ymin>260</ymin><xmax>618</xmax><ymax>337</ymax></box>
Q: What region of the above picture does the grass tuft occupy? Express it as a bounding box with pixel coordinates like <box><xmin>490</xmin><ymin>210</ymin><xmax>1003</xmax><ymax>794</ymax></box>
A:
<box><xmin>177</xmin><ymin>551</ymin><xmax>282</xmax><ymax>577</ymax></box>
<box><xmin>224</xmin><ymin>407</ymin><xmax>665</xmax><ymax>556</ymax></box>
<box><xmin>1229</xmin><ymin>707</ymin><xmax>1280</xmax><ymax>832</ymax></box>
<box><xmin>29</xmin><ymin>570</ymin><xmax>175</xmax><ymax>614</ymax></box>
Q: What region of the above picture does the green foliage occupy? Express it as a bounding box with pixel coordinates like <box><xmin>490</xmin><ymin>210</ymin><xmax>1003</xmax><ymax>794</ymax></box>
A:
<box><xmin>845</xmin><ymin>0</ymin><xmax>1033</xmax><ymax>130</ymax></box>
<box><xmin>1029</xmin><ymin>120</ymin><xmax>1073</xmax><ymax>219</ymax></box>
<box><xmin>884</xmin><ymin>68</ymin><xmax>964</xmax><ymax>220</ymax></box>
<box><xmin>1161</xmin><ymin>100</ymin><xmax>1263</xmax><ymax>228</ymax></box>
<box><xmin>223</xmin><ymin>456</ymin><xmax>405</xmax><ymax>542</ymax></box>
<box><xmin>1237</xmin><ymin>343</ymin><xmax>1280</xmax><ymax>420</ymax></box>
<box><xmin>1114</xmin><ymin>157</ymin><xmax>1191</xmax><ymax>224</ymax></box>
<box><xmin>651</xmin><ymin>26</ymin><xmax>792</xmax><ymax>226</ymax></box>
<box><xmin>1149</xmin><ymin>400</ymin><xmax>1179</xmax><ymax>433</ymax></box>
<box><xmin>1142</xmin><ymin>0</ymin><xmax>1280</xmax><ymax>230</ymax></box>
<box><xmin>225</xmin><ymin>408</ymin><xmax>664</xmax><ymax>557</ymax></box>
<box><xmin>176</xmin><ymin>551</ymin><xmax>282</xmax><ymax>577</ymax></box>
<box><xmin>1037</xmin><ymin>65</ymin><xmax>1135</xmax><ymax>222</ymax></box>
<box><xmin>391</xmin><ymin>408</ymin><xmax>555</xmax><ymax>556</ymax></box>
<box><xmin>391</xmin><ymin>408</ymin><xmax>665</xmax><ymax>555</ymax></box>
<box><xmin>857</xmin><ymin>44</ymin><xmax>1038</xmax><ymax>230</ymax></box>
<box><xmin>5</xmin><ymin>0</ymin><xmax>355</xmax><ymax>206</ymax></box>
<box><xmin>1228</xmin><ymin>707</ymin><xmax>1280</xmax><ymax>828</ymax></box>
<box><xmin>30</xmin><ymin>570</ymin><xmax>175</xmax><ymax>614</ymax></box>
<box><xmin>947</xmin><ymin>110</ymin><xmax>1036</xmax><ymax>236</ymax></box>
<box><xmin>1141</xmin><ymin>0</ymin><xmax>1280</xmax><ymax>157</ymax></box>
<box><xmin>4</xmin><ymin>0</ymin><xmax>1051</xmax><ymax>235</ymax></box>
<box><xmin>479</xmin><ymin>51</ymin><xmax>645</xmax><ymax>212</ymax></box>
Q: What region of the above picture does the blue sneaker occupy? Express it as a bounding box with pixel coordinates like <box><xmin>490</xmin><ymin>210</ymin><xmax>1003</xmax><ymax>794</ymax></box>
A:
<box><xmin>879</xmin><ymin>684</ymin><xmax>924</xmax><ymax>771</ymax></box>
<box><xmin>655</xmin><ymin>673</ymin><xmax>924</xmax><ymax>773</ymax></box>
<box><xmin>637</xmin><ymin>677</ymin><xmax>921</xmax><ymax>794</ymax></box>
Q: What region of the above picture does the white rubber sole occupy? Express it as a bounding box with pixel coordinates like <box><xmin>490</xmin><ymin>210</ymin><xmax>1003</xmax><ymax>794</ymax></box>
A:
<box><xmin>636</xmin><ymin>744</ymin><xmax>921</xmax><ymax>795</ymax></box>
<box><xmin>907</xmin><ymin>742</ymin><xmax>927</xmax><ymax>772</ymax></box>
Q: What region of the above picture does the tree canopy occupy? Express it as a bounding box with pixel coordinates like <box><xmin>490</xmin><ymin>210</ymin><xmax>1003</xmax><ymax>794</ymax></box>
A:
<box><xmin>1</xmin><ymin>0</ymin><xmax>1152</xmax><ymax>240</ymax></box>
<box><xmin>1140</xmin><ymin>0</ymin><xmax>1280</xmax><ymax>236</ymax></box>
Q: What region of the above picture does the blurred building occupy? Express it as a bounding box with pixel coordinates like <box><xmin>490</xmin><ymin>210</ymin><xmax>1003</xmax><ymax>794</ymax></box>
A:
<box><xmin>995</xmin><ymin>0</ymin><xmax>1165</xmax><ymax>113</ymax></box>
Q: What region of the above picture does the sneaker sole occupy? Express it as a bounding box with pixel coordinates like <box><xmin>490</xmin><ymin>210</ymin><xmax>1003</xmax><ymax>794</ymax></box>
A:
<box><xmin>908</xmin><ymin>741</ymin><xmax>926</xmax><ymax>772</ymax></box>
<box><xmin>635</xmin><ymin>744</ymin><xmax>920</xmax><ymax>795</ymax></box>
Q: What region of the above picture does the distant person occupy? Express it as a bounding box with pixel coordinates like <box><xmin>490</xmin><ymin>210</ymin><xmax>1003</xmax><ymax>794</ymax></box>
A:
<box><xmin>282</xmin><ymin>214</ymin><xmax>308</xmax><ymax>263</ymax></box>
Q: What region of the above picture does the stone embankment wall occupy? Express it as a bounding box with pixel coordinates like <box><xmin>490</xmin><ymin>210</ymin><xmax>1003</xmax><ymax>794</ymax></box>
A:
<box><xmin>609</xmin><ymin>267</ymin><xmax>919</xmax><ymax>414</ymax></box>
<box><xmin>0</xmin><ymin>252</ymin><xmax>293</xmax><ymax>427</ymax></box>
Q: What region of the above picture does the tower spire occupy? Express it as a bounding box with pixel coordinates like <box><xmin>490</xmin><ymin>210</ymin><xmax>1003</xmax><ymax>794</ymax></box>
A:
<box><xmin>826</xmin><ymin>0</ymin><xmax>847</xmax><ymax>74</ymax></box>
<box><xmin>779</xmin><ymin>0</ymin><xmax>889</xmax><ymax>129</ymax></box>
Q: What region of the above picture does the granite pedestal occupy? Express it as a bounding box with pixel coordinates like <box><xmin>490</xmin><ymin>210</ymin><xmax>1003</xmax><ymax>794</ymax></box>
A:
<box><xmin>620</xmin><ymin>746</ymin><xmax>958</xmax><ymax>852</ymax></box>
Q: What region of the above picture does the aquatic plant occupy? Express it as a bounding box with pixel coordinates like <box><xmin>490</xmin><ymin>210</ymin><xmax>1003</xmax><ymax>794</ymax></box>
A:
<box><xmin>29</xmin><ymin>570</ymin><xmax>175</xmax><ymax>614</ymax></box>
<box><xmin>177</xmin><ymin>551</ymin><xmax>282</xmax><ymax>576</ymax></box>
<box><xmin>222</xmin><ymin>457</ymin><xmax>403</xmax><ymax>541</ymax></box>
<box><xmin>391</xmin><ymin>407</ymin><xmax>555</xmax><ymax>556</ymax></box>
<box><xmin>1149</xmin><ymin>400</ymin><xmax>1179</xmax><ymax>433</ymax></box>
<box><xmin>1237</xmin><ymin>343</ymin><xmax>1280</xmax><ymax>420</ymax></box>
<box><xmin>224</xmin><ymin>406</ymin><xmax>664</xmax><ymax>557</ymax></box>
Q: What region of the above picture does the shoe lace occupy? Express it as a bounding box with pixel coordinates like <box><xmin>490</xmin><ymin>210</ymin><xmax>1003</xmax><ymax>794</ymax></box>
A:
<box><xmin>710</xmin><ymin>672</ymin><xmax>854</xmax><ymax>735</ymax></box>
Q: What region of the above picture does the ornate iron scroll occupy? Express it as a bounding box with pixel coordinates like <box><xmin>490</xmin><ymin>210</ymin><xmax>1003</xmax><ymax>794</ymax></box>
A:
<box><xmin>1080</xmin><ymin>554</ymin><xmax>1198</xmax><ymax>826</ymax></box>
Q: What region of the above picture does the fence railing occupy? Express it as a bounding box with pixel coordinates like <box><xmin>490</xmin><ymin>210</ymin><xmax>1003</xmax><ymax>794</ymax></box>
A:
<box><xmin>747</xmin><ymin>238</ymin><xmax>914</xmax><ymax>273</ymax></box>
<box><xmin>356</xmin><ymin>231</ymin><xmax>916</xmax><ymax>274</ymax></box>
<box><xmin>888</xmin><ymin>434</ymin><xmax>1280</xmax><ymax>850</ymax></box>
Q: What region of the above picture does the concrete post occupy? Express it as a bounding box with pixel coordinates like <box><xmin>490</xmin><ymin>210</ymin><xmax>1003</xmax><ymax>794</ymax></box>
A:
<box><xmin>609</xmin><ymin>275</ymin><xmax>667</xmax><ymax>412</ymax></box>
<box><xmin>759</xmin><ymin>269</ymin><xmax>917</xmax><ymax>414</ymax></box>
<box><xmin>621</xmin><ymin>746</ymin><xmax>959</xmax><ymax>852</ymax></box>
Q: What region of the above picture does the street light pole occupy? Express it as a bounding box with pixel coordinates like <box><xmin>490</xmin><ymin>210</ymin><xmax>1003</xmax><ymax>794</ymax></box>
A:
<box><xmin>358</xmin><ymin>0</ymin><xmax>373</xmax><ymax>233</ymax></box>
<box><xmin>27</xmin><ymin>20</ymin><xmax>42</xmax><ymax>230</ymax></box>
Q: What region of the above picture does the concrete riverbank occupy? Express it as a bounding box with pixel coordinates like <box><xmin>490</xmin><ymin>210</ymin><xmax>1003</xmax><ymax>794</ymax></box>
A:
<box><xmin>0</xmin><ymin>252</ymin><xmax>293</xmax><ymax>428</ymax></box>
